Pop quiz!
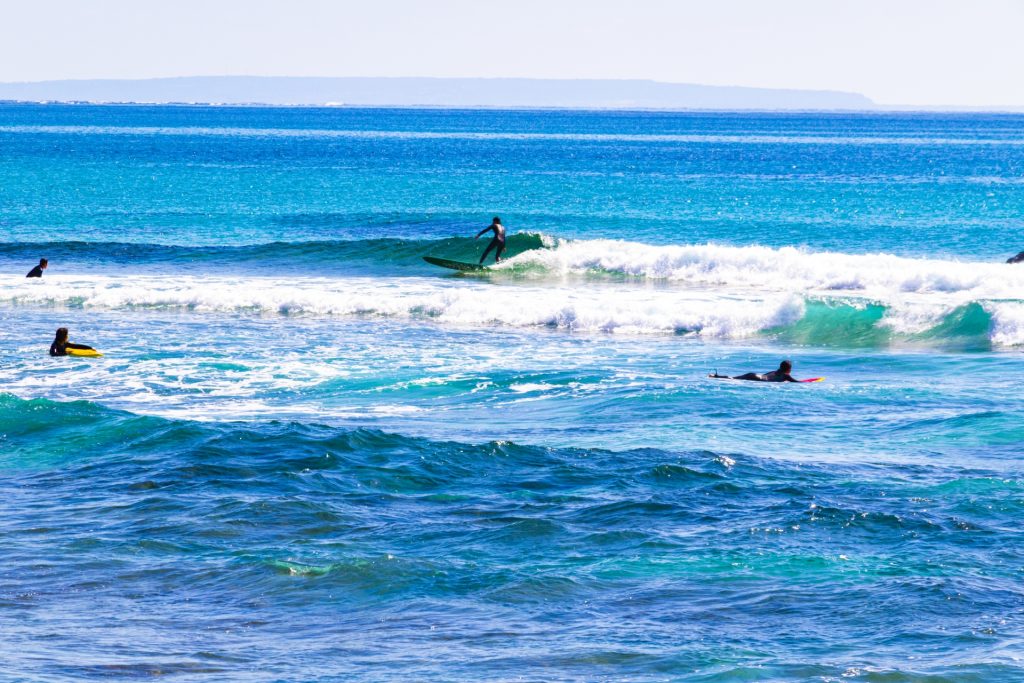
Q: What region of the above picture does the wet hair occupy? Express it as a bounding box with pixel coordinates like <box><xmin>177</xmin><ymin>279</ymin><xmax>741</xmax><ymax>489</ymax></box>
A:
<box><xmin>492</xmin><ymin>216</ymin><xmax>501</xmax><ymax>224</ymax></box>
<box><xmin>779</xmin><ymin>360</ymin><xmax>792</xmax><ymax>373</ymax></box>
<box><xmin>39</xmin><ymin>258</ymin><xmax>48</xmax><ymax>266</ymax></box>
<box><xmin>54</xmin><ymin>327</ymin><xmax>69</xmax><ymax>344</ymax></box>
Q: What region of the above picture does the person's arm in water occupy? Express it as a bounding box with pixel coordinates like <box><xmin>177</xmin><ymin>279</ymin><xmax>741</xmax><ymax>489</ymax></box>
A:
<box><xmin>51</xmin><ymin>341</ymin><xmax>93</xmax><ymax>356</ymax></box>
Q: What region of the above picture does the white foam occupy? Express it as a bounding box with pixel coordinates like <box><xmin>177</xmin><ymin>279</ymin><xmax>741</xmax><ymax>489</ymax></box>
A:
<box><xmin>0</xmin><ymin>273</ymin><xmax>805</xmax><ymax>339</ymax></box>
<box><xmin>4</xmin><ymin>240</ymin><xmax>1023</xmax><ymax>343</ymax></box>
<box><xmin>987</xmin><ymin>302</ymin><xmax>1024</xmax><ymax>346</ymax></box>
<box><xmin>505</xmin><ymin>240</ymin><xmax>1024</xmax><ymax>300</ymax></box>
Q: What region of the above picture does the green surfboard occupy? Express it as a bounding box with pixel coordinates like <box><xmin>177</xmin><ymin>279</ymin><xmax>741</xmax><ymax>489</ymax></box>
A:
<box><xmin>423</xmin><ymin>256</ymin><xmax>488</xmax><ymax>272</ymax></box>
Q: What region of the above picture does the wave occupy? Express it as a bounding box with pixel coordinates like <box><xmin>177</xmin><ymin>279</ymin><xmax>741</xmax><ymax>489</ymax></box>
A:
<box><xmin>0</xmin><ymin>273</ymin><xmax>806</xmax><ymax>337</ymax></box>
<box><xmin>5</xmin><ymin>239</ymin><xmax>1024</xmax><ymax>346</ymax></box>
<box><xmin>8</xmin><ymin>237</ymin><xmax>1023</xmax><ymax>300</ymax></box>
<box><xmin>502</xmin><ymin>239</ymin><xmax>1024</xmax><ymax>298</ymax></box>
<box><xmin>0</xmin><ymin>392</ymin><xmax>745</xmax><ymax>478</ymax></box>
<box><xmin>4</xmin><ymin>269</ymin><xmax>1024</xmax><ymax>346</ymax></box>
<box><xmin>0</xmin><ymin>233</ymin><xmax>552</xmax><ymax>271</ymax></box>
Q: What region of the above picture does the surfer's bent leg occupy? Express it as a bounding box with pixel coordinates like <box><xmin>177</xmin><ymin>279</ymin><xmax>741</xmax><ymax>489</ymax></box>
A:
<box><xmin>495</xmin><ymin>239</ymin><xmax>506</xmax><ymax>262</ymax></box>
<box><xmin>480</xmin><ymin>238</ymin><xmax>498</xmax><ymax>264</ymax></box>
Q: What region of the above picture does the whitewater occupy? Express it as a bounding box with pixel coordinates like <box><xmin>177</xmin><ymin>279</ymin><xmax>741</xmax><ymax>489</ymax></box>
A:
<box><xmin>4</xmin><ymin>239</ymin><xmax>1024</xmax><ymax>346</ymax></box>
<box><xmin>2</xmin><ymin>104</ymin><xmax>1023</xmax><ymax>682</ymax></box>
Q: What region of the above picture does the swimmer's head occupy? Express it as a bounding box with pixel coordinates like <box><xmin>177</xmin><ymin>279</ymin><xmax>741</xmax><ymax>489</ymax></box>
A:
<box><xmin>492</xmin><ymin>216</ymin><xmax>501</xmax><ymax>224</ymax></box>
<box><xmin>39</xmin><ymin>258</ymin><xmax>48</xmax><ymax>268</ymax></box>
<box><xmin>55</xmin><ymin>327</ymin><xmax>68</xmax><ymax>344</ymax></box>
<box><xmin>779</xmin><ymin>360</ymin><xmax>792</xmax><ymax>373</ymax></box>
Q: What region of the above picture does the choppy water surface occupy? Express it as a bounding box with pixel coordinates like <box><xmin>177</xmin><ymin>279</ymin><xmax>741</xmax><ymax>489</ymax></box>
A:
<box><xmin>1</xmin><ymin>104</ymin><xmax>1023</xmax><ymax>681</ymax></box>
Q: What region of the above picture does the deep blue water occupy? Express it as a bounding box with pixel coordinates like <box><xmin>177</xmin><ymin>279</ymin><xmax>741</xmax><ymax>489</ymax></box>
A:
<box><xmin>1</xmin><ymin>104</ymin><xmax>1023</xmax><ymax>681</ymax></box>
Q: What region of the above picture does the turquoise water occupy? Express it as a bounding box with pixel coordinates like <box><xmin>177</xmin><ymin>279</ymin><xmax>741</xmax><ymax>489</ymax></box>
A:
<box><xmin>1</xmin><ymin>104</ymin><xmax>1023</xmax><ymax>681</ymax></box>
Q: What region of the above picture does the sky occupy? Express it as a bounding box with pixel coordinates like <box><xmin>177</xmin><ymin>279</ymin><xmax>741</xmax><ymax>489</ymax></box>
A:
<box><xmin>1</xmin><ymin>0</ymin><xmax>1022</xmax><ymax>106</ymax></box>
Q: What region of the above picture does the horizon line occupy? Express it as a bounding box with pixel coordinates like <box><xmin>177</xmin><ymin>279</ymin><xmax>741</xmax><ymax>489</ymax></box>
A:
<box><xmin>1</xmin><ymin>75</ymin><xmax>1023</xmax><ymax>111</ymax></box>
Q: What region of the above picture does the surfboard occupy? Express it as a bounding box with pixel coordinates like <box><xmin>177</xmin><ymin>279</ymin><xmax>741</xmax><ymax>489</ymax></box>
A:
<box><xmin>709</xmin><ymin>374</ymin><xmax>824</xmax><ymax>383</ymax></box>
<box><xmin>423</xmin><ymin>256</ymin><xmax>488</xmax><ymax>272</ymax></box>
<box><xmin>66</xmin><ymin>348</ymin><xmax>103</xmax><ymax>358</ymax></box>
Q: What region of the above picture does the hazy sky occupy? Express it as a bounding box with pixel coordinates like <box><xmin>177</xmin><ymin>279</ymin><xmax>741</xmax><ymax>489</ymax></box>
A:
<box><xmin>2</xmin><ymin>0</ymin><xmax>1022</xmax><ymax>105</ymax></box>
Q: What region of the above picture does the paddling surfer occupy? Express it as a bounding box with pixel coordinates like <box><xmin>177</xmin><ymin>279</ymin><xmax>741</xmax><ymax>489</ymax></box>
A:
<box><xmin>710</xmin><ymin>360</ymin><xmax>800</xmax><ymax>383</ymax></box>
<box><xmin>26</xmin><ymin>258</ymin><xmax>48</xmax><ymax>278</ymax></box>
<box><xmin>49</xmin><ymin>327</ymin><xmax>95</xmax><ymax>357</ymax></box>
<box><xmin>475</xmin><ymin>217</ymin><xmax>506</xmax><ymax>264</ymax></box>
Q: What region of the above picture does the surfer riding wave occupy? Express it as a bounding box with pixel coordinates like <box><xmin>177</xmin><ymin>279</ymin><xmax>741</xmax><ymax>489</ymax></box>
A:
<box><xmin>476</xmin><ymin>217</ymin><xmax>506</xmax><ymax>264</ymax></box>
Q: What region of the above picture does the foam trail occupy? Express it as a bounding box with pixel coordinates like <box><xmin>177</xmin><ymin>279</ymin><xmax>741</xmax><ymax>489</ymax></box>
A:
<box><xmin>507</xmin><ymin>240</ymin><xmax>1024</xmax><ymax>298</ymax></box>
<box><xmin>0</xmin><ymin>274</ymin><xmax>803</xmax><ymax>338</ymax></box>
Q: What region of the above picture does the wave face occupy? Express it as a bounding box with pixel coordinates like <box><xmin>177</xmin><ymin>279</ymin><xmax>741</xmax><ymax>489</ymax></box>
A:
<box><xmin>3</xmin><ymin>393</ymin><xmax>1023</xmax><ymax>680</ymax></box>
<box><xmin>0</xmin><ymin>233</ymin><xmax>550</xmax><ymax>273</ymax></box>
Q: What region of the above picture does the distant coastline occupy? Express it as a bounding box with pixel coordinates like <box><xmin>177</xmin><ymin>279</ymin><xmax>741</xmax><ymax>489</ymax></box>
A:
<box><xmin>0</xmin><ymin>76</ymin><xmax>875</xmax><ymax>111</ymax></box>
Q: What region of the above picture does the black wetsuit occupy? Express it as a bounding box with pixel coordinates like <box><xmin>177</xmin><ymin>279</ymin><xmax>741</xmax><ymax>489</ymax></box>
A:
<box><xmin>1008</xmin><ymin>251</ymin><xmax>1024</xmax><ymax>264</ymax></box>
<box><xmin>732</xmin><ymin>370</ymin><xmax>798</xmax><ymax>383</ymax></box>
<box><xmin>49</xmin><ymin>341</ymin><xmax>90</xmax><ymax>357</ymax></box>
<box><xmin>26</xmin><ymin>265</ymin><xmax>44</xmax><ymax>278</ymax></box>
<box><xmin>478</xmin><ymin>224</ymin><xmax>506</xmax><ymax>264</ymax></box>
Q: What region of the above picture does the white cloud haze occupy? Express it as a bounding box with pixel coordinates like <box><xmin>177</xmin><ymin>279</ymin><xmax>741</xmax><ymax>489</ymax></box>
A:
<box><xmin>1</xmin><ymin>0</ymin><xmax>1022</xmax><ymax>105</ymax></box>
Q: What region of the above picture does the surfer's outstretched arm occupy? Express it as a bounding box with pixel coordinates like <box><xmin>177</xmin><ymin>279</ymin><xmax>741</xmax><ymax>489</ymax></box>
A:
<box><xmin>475</xmin><ymin>226</ymin><xmax>494</xmax><ymax>239</ymax></box>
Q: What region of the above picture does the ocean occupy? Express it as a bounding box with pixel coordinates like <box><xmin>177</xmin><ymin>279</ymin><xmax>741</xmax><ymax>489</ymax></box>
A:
<box><xmin>1</xmin><ymin>103</ymin><xmax>1022</xmax><ymax>681</ymax></box>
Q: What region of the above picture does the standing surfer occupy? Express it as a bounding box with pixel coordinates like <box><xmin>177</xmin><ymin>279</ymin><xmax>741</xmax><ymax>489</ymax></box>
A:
<box><xmin>475</xmin><ymin>217</ymin><xmax>506</xmax><ymax>264</ymax></box>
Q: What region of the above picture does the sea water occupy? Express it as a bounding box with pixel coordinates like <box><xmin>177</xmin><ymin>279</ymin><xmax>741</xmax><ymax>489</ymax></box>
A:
<box><xmin>1</xmin><ymin>104</ymin><xmax>1022</xmax><ymax>681</ymax></box>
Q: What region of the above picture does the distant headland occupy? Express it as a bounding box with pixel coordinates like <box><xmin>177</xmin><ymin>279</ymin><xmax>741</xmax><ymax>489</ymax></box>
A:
<box><xmin>0</xmin><ymin>76</ymin><xmax>876</xmax><ymax>110</ymax></box>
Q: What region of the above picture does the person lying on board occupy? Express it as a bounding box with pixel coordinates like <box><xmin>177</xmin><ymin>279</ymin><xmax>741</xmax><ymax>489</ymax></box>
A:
<box><xmin>1007</xmin><ymin>251</ymin><xmax>1024</xmax><ymax>264</ymax></box>
<box><xmin>710</xmin><ymin>360</ymin><xmax>800</xmax><ymax>382</ymax></box>
<box><xmin>49</xmin><ymin>327</ymin><xmax>95</xmax><ymax>357</ymax></box>
<box><xmin>475</xmin><ymin>216</ymin><xmax>507</xmax><ymax>264</ymax></box>
<box><xmin>26</xmin><ymin>258</ymin><xmax>48</xmax><ymax>278</ymax></box>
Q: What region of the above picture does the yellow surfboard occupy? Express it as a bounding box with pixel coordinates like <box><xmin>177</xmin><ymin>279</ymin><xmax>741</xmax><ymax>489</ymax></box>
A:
<box><xmin>66</xmin><ymin>348</ymin><xmax>103</xmax><ymax>358</ymax></box>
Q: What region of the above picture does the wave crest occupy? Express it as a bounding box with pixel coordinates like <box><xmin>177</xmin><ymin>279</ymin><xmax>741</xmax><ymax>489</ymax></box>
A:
<box><xmin>505</xmin><ymin>239</ymin><xmax>1024</xmax><ymax>298</ymax></box>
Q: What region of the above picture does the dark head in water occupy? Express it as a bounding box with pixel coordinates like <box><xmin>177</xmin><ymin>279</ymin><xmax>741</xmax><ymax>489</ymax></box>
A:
<box><xmin>49</xmin><ymin>327</ymin><xmax>70</xmax><ymax>356</ymax></box>
<box><xmin>779</xmin><ymin>360</ymin><xmax>793</xmax><ymax>373</ymax></box>
<box><xmin>39</xmin><ymin>258</ymin><xmax>48</xmax><ymax>268</ymax></box>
